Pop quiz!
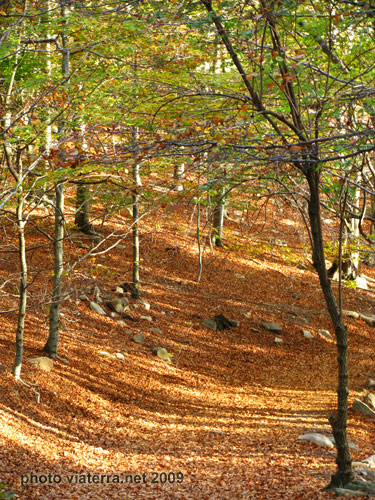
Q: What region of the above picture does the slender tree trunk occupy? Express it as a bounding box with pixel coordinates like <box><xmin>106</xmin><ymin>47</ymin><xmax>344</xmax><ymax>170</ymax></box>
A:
<box><xmin>12</xmin><ymin>191</ymin><xmax>27</xmax><ymax>378</ymax></box>
<box><xmin>43</xmin><ymin>182</ymin><xmax>64</xmax><ymax>356</ymax></box>
<box><xmin>306</xmin><ymin>168</ymin><xmax>353</xmax><ymax>487</ymax></box>
<box><xmin>75</xmin><ymin>183</ymin><xmax>92</xmax><ymax>233</ymax></box>
<box><xmin>43</xmin><ymin>0</ymin><xmax>69</xmax><ymax>356</ymax></box>
<box><xmin>74</xmin><ymin>124</ymin><xmax>92</xmax><ymax>233</ymax></box>
<box><xmin>211</xmin><ymin>185</ymin><xmax>226</xmax><ymax>247</ymax></box>
<box><xmin>132</xmin><ymin>159</ymin><xmax>141</xmax><ymax>299</ymax></box>
<box><xmin>173</xmin><ymin>163</ymin><xmax>184</xmax><ymax>191</ymax></box>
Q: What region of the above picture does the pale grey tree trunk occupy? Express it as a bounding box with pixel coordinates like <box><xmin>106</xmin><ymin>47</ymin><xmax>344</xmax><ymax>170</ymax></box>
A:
<box><xmin>43</xmin><ymin>1</ymin><xmax>69</xmax><ymax>356</ymax></box>
<box><xmin>12</xmin><ymin>186</ymin><xmax>27</xmax><ymax>378</ymax></box>
<box><xmin>132</xmin><ymin>157</ymin><xmax>141</xmax><ymax>299</ymax></box>
<box><xmin>211</xmin><ymin>185</ymin><xmax>226</xmax><ymax>247</ymax></box>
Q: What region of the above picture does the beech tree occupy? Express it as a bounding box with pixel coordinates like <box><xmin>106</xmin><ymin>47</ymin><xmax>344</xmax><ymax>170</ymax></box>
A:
<box><xmin>193</xmin><ymin>0</ymin><xmax>375</xmax><ymax>492</ymax></box>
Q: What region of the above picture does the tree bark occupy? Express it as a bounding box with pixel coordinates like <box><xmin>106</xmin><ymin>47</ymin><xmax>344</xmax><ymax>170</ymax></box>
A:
<box><xmin>132</xmin><ymin>159</ymin><xmax>141</xmax><ymax>299</ymax></box>
<box><xmin>43</xmin><ymin>0</ymin><xmax>69</xmax><ymax>356</ymax></box>
<box><xmin>211</xmin><ymin>185</ymin><xmax>226</xmax><ymax>247</ymax></box>
<box><xmin>12</xmin><ymin>192</ymin><xmax>27</xmax><ymax>378</ymax></box>
<box><xmin>306</xmin><ymin>168</ymin><xmax>354</xmax><ymax>487</ymax></box>
<box><xmin>75</xmin><ymin>183</ymin><xmax>92</xmax><ymax>234</ymax></box>
<box><xmin>43</xmin><ymin>182</ymin><xmax>64</xmax><ymax>356</ymax></box>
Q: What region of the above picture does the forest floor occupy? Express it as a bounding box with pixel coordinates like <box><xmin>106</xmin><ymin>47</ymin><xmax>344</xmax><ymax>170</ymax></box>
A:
<box><xmin>0</xmin><ymin>194</ymin><xmax>375</xmax><ymax>500</ymax></box>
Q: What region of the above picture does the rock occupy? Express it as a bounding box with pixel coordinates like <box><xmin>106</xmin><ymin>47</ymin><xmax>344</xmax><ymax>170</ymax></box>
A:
<box><xmin>137</xmin><ymin>299</ymin><xmax>151</xmax><ymax>310</ymax></box>
<box><xmin>353</xmin><ymin>399</ymin><xmax>375</xmax><ymax>418</ymax></box>
<box><xmin>115</xmin><ymin>352</ymin><xmax>126</xmax><ymax>361</ymax></box>
<box><xmin>27</xmin><ymin>357</ymin><xmax>53</xmax><ymax>372</ymax></box>
<box><xmin>107</xmin><ymin>297</ymin><xmax>129</xmax><ymax>314</ymax></box>
<box><xmin>117</xmin><ymin>244</ymin><xmax>126</xmax><ymax>249</ymax></box>
<box><xmin>78</xmin><ymin>293</ymin><xmax>88</xmax><ymax>301</ymax></box>
<box><xmin>364</xmin><ymin>379</ymin><xmax>375</xmax><ymax>390</ymax></box>
<box><xmin>302</xmin><ymin>330</ymin><xmax>314</xmax><ymax>338</ymax></box>
<box><xmin>117</xmin><ymin>320</ymin><xmax>127</xmax><ymax>326</ymax></box>
<box><xmin>343</xmin><ymin>310</ymin><xmax>360</xmax><ymax>319</ymax></box>
<box><xmin>133</xmin><ymin>333</ymin><xmax>145</xmax><ymax>345</ymax></box>
<box><xmin>297</xmin><ymin>263</ymin><xmax>309</xmax><ymax>270</ymax></box>
<box><xmin>110</xmin><ymin>312</ymin><xmax>119</xmax><ymax>318</ymax></box>
<box><xmin>261</xmin><ymin>322</ymin><xmax>282</xmax><ymax>334</ymax></box>
<box><xmin>90</xmin><ymin>301</ymin><xmax>107</xmax><ymax>316</ymax></box>
<box><xmin>363</xmin><ymin>455</ymin><xmax>375</xmax><ymax>467</ymax></box>
<box><xmin>214</xmin><ymin>314</ymin><xmax>239</xmax><ymax>330</ymax></box>
<box><xmin>98</xmin><ymin>351</ymin><xmax>112</xmax><ymax>357</ymax></box>
<box><xmin>149</xmin><ymin>327</ymin><xmax>163</xmax><ymax>334</ymax></box>
<box><xmin>94</xmin><ymin>285</ymin><xmax>102</xmax><ymax>303</ymax></box>
<box><xmin>356</xmin><ymin>276</ymin><xmax>368</xmax><ymax>290</ymax></box>
<box><xmin>327</xmin><ymin>437</ymin><xmax>360</xmax><ymax>451</ymax></box>
<box><xmin>274</xmin><ymin>337</ymin><xmax>283</xmax><ymax>343</ymax></box>
<box><xmin>179</xmin><ymin>281</ymin><xmax>189</xmax><ymax>286</ymax></box>
<box><xmin>124</xmin><ymin>329</ymin><xmax>133</xmax><ymax>335</ymax></box>
<box><xmin>202</xmin><ymin>318</ymin><xmax>217</xmax><ymax>330</ymax></box>
<box><xmin>317</xmin><ymin>329</ymin><xmax>333</xmax><ymax>340</ymax></box>
<box><xmin>364</xmin><ymin>392</ymin><xmax>375</xmax><ymax>410</ymax></box>
<box><xmin>153</xmin><ymin>347</ymin><xmax>173</xmax><ymax>364</ymax></box>
<box><xmin>234</xmin><ymin>273</ymin><xmax>246</xmax><ymax>279</ymax></box>
<box><xmin>141</xmin><ymin>315</ymin><xmax>152</xmax><ymax>322</ymax></box>
<box><xmin>298</xmin><ymin>433</ymin><xmax>334</xmax><ymax>449</ymax></box>
<box><xmin>360</xmin><ymin>313</ymin><xmax>375</xmax><ymax>327</ymax></box>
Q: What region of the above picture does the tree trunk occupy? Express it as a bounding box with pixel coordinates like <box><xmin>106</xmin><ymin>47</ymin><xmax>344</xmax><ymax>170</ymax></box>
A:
<box><xmin>75</xmin><ymin>183</ymin><xmax>92</xmax><ymax>234</ymax></box>
<box><xmin>12</xmin><ymin>193</ymin><xmax>27</xmax><ymax>379</ymax></box>
<box><xmin>306</xmin><ymin>168</ymin><xmax>354</xmax><ymax>487</ymax></box>
<box><xmin>173</xmin><ymin>163</ymin><xmax>185</xmax><ymax>191</ymax></box>
<box><xmin>132</xmin><ymin>159</ymin><xmax>141</xmax><ymax>299</ymax></box>
<box><xmin>43</xmin><ymin>0</ymin><xmax>69</xmax><ymax>356</ymax></box>
<box><xmin>211</xmin><ymin>185</ymin><xmax>226</xmax><ymax>247</ymax></box>
<box><xmin>43</xmin><ymin>182</ymin><xmax>64</xmax><ymax>356</ymax></box>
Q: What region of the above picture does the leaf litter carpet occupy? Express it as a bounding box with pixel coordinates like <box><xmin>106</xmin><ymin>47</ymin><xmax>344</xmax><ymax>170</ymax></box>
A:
<box><xmin>0</xmin><ymin>202</ymin><xmax>374</xmax><ymax>499</ymax></box>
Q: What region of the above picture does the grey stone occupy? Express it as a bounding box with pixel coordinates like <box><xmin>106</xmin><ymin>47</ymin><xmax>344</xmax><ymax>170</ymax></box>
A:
<box><xmin>202</xmin><ymin>318</ymin><xmax>217</xmax><ymax>330</ymax></box>
<box><xmin>298</xmin><ymin>433</ymin><xmax>334</xmax><ymax>449</ymax></box>
<box><xmin>356</xmin><ymin>276</ymin><xmax>368</xmax><ymax>290</ymax></box>
<box><xmin>360</xmin><ymin>313</ymin><xmax>375</xmax><ymax>327</ymax></box>
<box><xmin>297</xmin><ymin>263</ymin><xmax>309</xmax><ymax>270</ymax></box>
<box><xmin>234</xmin><ymin>273</ymin><xmax>246</xmax><ymax>279</ymax></box>
<box><xmin>302</xmin><ymin>330</ymin><xmax>314</xmax><ymax>338</ymax></box>
<box><xmin>115</xmin><ymin>352</ymin><xmax>126</xmax><ymax>361</ymax></box>
<box><xmin>153</xmin><ymin>347</ymin><xmax>173</xmax><ymax>363</ymax></box>
<box><xmin>110</xmin><ymin>312</ymin><xmax>119</xmax><ymax>318</ymax></box>
<box><xmin>94</xmin><ymin>285</ymin><xmax>102</xmax><ymax>302</ymax></box>
<box><xmin>27</xmin><ymin>357</ymin><xmax>53</xmax><ymax>372</ymax></box>
<box><xmin>117</xmin><ymin>320</ymin><xmax>127</xmax><ymax>326</ymax></box>
<box><xmin>363</xmin><ymin>454</ymin><xmax>375</xmax><ymax>467</ymax></box>
<box><xmin>365</xmin><ymin>379</ymin><xmax>375</xmax><ymax>390</ymax></box>
<box><xmin>89</xmin><ymin>301</ymin><xmax>107</xmax><ymax>316</ymax></box>
<box><xmin>133</xmin><ymin>333</ymin><xmax>145</xmax><ymax>345</ymax></box>
<box><xmin>261</xmin><ymin>322</ymin><xmax>282</xmax><ymax>334</ymax></box>
<box><xmin>141</xmin><ymin>315</ymin><xmax>152</xmax><ymax>322</ymax></box>
<box><xmin>343</xmin><ymin>310</ymin><xmax>360</xmax><ymax>319</ymax></box>
<box><xmin>117</xmin><ymin>245</ymin><xmax>126</xmax><ymax>249</ymax></box>
<box><xmin>137</xmin><ymin>299</ymin><xmax>151</xmax><ymax>310</ymax></box>
<box><xmin>98</xmin><ymin>351</ymin><xmax>112</xmax><ymax>357</ymax></box>
<box><xmin>107</xmin><ymin>297</ymin><xmax>129</xmax><ymax>314</ymax></box>
<box><xmin>124</xmin><ymin>330</ymin><xmax>133</xmax><ymax>335</ymax></box>
<box><xmin>149</xmin><ymin>327</ymin><xmax>163</xmax><ymax>334</ymax></box>
<box><xmin>364</xmin><ymin>392</ymin><xmax>375</xmax><ymax>410</ymax></box>
<box><xmin>274</xmin><ymin>337</ymin><xmax>283</xmax><ymax>343</ymax></box>
<box><xmin>317</xmin><ymin>329</ymin><xmax>333</xmax><ymax>340</ymax></box>
<box><xmin>353</xmin><ymin>399</ymin><xmax>375</xmax><ymax>418</ymax></box>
